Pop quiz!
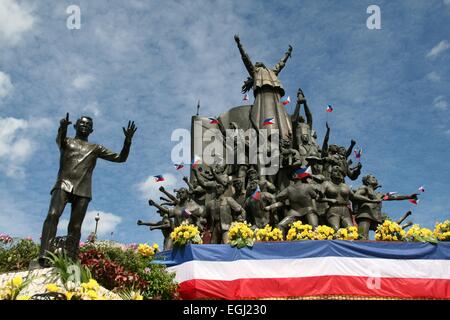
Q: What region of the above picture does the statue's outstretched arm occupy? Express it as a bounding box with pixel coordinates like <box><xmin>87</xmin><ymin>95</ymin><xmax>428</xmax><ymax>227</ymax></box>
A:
<box><xmin>148</xmin><ymin>199</ymin><xmax>169</xmax><ymax>214</ymax></box>
<box><xmin>193</xmin><ymin>169</ymin><xmax>207</xmax><ymax>189</ymax></box>
<box><xmin>96</xmin><ymin>121</ymin><xmax>136</xmax><ymax>163</ymax></box>
<box><xmin>159</xmin><ymin>186</ymin><xmax>179</xmax><ymax>204</ymax></box>
<box><xmin>292</xmin><ymin>94</ymin><xmax>302</xmax><ymax>123</ymax></box>
<box><xmin>321</xmin><ymin>122</ymin><xmax>330</xmax><ymax>158</ymax></box>
<box><xmin>234</xmin><ymin>35</ymin><xmax>254</xmax><ymax>76</ymax></box>
<box><xmin>304</xmin><ymin>100</ymin><xmax>313</xmax><ymax>128</ymax></box>
<box><xmin>273</xmin><ymin>45</ymin><xmax>293</xmax><ymax>75</ymax></box>
<box><xmin>182</xmin><ymin>176</ymin><xmax>195</xmax><ymax>191</ymax></box>
<box><xmin>346</xmin><ymin>140</ymin><xmax>356</xmax><ymax>158</ymax></box>
<box><xmin>56</xmin><ymin>113</ymin><xmax>71</xmax><ymax>149</ymax></box>
<box><xmin>350</xmin><ymin>190</ymin><xmax>380</xmax><ymax>204</ymax></box>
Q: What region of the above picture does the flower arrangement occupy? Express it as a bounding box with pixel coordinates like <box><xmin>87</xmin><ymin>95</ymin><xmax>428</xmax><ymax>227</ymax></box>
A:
<box><xmin>335</xmin><ymin>226</ymin><xmax>359</xmax><ymax>240</ymax></box>
<box><xmin>314</xmin><ymin>225</ymin><xmax>335</xmax><ymax>240</ymax></box>
<box><xmin>170</xmin><ymin>222</ymin><xmax>202</xmax><ymax>246</ymax></box>
<box><xmin>228</xmin><ymin>222</ymin><xmax>254</xmax><ymax>248</ymax></box>
<box><xmin>43</xmin><ymin>278</ymin><xmax>123</xmax><ymax>300</ymax></box>
<box><xmin>375</xmin><ymin>220</ymin><xmax>405</xmax><ymax>241</ymax></box>
<box><xmin>434</xmin><ymin>220</ymin><xmax>450</xmax><ymax>241</ymax></box>
<box><xmin>286</xmin><ymin>221</ymin><xmax>314</xmax><ymax>241</ymax></box>
<box><xmin>255</xmin><ymin>225</ymin><xmax>284</xmax><ymax>242</ymax></box>
<box><xmin>404</xmin><ymin>224</ymin><xmax>437</xmax><ymax>243</ymax></box>
<box><xmin>137</xmin><ymin>243</ymin><xmax>159</xmax><ymax>257</ymax></box>
<box><xmin>0</xmin><ymin>275</ymin><xmax>33</xmax><ymax>300</ymax></box>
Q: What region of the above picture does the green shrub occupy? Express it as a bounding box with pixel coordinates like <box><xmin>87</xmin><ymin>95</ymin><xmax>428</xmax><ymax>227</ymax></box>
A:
<box><xmin>0</xmin><ymin>238</ymin><xmax>39</xmax><ymax>273</ymax></box>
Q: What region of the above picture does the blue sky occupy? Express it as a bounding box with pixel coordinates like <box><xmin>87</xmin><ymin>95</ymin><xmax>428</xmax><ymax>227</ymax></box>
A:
<box><xmin>0</xmin><ymin>0</ymin><xmax>449</xmax><ymax>246</ymax></box>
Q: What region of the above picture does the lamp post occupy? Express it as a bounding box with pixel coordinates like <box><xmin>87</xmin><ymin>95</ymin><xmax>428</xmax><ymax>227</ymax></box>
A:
<box><xmin>93</xmin><ymin>213</ymin><xmax>100</xmax><ymax>241</ymax></box>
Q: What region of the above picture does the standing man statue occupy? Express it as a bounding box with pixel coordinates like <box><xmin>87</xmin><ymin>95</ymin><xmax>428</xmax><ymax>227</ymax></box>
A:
<box><xmin>39</xmin><ymin>113</ymin><xmax>137</xmax><ymax>265</ymax></box>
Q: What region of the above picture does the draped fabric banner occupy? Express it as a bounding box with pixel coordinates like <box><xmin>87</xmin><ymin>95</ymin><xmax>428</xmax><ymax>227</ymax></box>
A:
<box><xmin>153</xmin><ymin>241</ymin><xmax>450</xmax><ymax>300</ymax></box>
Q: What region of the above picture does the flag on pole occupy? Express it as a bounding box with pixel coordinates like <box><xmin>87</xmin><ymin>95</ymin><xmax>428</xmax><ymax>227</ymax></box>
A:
<box><xmin>251</xmin><ymin>185</ymin><xmax>261</xmax><ymax>200</ymax></box>
<box><xmin>294</xmin><ymin>166</ymin><xmax>312</xmax><ymax>180</ymax></box>
<box><xmin>209</xmin><ymin>117</ymin><xmax>219</xmax><ymax>124</ymax></box>
<box><xmin>326</xmin><ymin>104</ymin><xmax>333</xmax><ymax>113</ymax></box>
<box><xmin>263</xmin><ymin>118</ymin><xmax>274</xmax><ymax>126</ymax></box>
<box><xmin>281</xmin><ymin>96</ymin><xmax>291</xmax><ymax>106</ymax></box>
<box><xmin>243</xmin><ymin>94</ymin><xmax>249</xmax><ymax>101</ymax></box>
<box><xmin>409</xmin><ymin>198</ymin><xmax>419</xmax><ymax>205</ymax></box>
<box><xmin>418</xmin><ymin>186</ymin><xmax>425</xmax><ymax>193</ymax></box>
<box><xmin>154</xmin><ymin>175</ymin><xmax>165</xmax><ymax>182</ymax></box>
<box><xmin>174</xmin><ymin>164</ymin><xmax>184</xmax><ymax>170</ymax></box>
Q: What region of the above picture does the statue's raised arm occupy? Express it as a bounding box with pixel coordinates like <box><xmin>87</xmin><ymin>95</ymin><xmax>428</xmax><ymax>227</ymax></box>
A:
<box><xmin>234</xmin><ymin>35</ymin><xmax>254</xmax><ymax>76</ymax></box>
<box><xmin>273</xmin><ymin>45</ymin><xmax>293</xmax><ymax>75</ymax></box>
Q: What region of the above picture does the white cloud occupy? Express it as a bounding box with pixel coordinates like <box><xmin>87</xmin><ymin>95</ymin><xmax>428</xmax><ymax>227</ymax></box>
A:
<box><xmin>82</xmin><ymin>101</ymin><xmax>102</xmax><ymax>117</ymax></box>
<box><xmin>444</xmin><ymin>0</ymin><xmax>450</xmax><ymax>6</ymax></box>
<box><xmin>58</xmin><ymin>210</ymin><xmax>122</xmax><ymax>240</ymax></box>
<box><xmin>72</xmin><ymin>74</ymin><xmax>95</xmax><ymax>90</ymax></box>
<box><xmin>137</xmin><ymin>173</ymin><xmax>178</xmax><ymax>200</ymax></box>
<box><xmin>0</xmin><ymin>71</ymin><xmax>13</xmax><ymax>98</ymax></box>
<box><xmin>0</xmin><ymin>0</ymin><xmax>34</xmax><ymax>46</ymax></box>
<box><xmin>426</xmin><ymin>40</ymin><xmax>450</xmax><ymax>59</ymax></box>
<box><xmin>426</xmin><ymin>71</ymin><xmax>441</xmax><ymax>82</ymax></box>
<box><xmin>0</xmin><ymin>117</ymin><xmax>50</xmax><ymax>178</ymax></box>
<box><xmin>433</xmin><ymin>95</ymin><xmax>448</xmax><ymax>110</ymax></box>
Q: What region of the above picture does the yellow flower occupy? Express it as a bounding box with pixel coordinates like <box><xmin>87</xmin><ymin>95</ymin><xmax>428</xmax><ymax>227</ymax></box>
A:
<box><xmin>66</xmin><ymin>291</ymin><xmax>74</xmax><ymax>300</ymax></box>
<box><xmin>12</xmin><ymin>276</ymin><xmax>23</xmax><ymax>287</ymax></box>
<box><xmin>152</xmin><ymin>243</ymin><xmax>159</xmax><ymax>250</ymax></box>
<box><xmin>45</xmin><ymin>283</ymin><xmax>60</xmax><ymax>293</ymax></box>
<box><xmin>86</xmin><ymin>290</ymin><xmax>99</xmax><ymax>300</ymax></box>
<box><xmin>16</xmin><ymin>295</ymin><xmax>30</xmax><ymax>300</ymax></box>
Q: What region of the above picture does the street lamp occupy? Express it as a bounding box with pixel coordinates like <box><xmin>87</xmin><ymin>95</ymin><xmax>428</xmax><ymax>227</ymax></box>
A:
<box><xmin>94</xmin><ymin>213</ymin><xmax>100</xmax><ymax>240</ymax></box>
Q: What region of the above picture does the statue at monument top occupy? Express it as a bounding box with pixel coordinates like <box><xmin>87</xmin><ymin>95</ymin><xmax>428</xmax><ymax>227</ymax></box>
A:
<box><xmin>234</xmin><ymin>35</ymin><xmax>293</xmax><ymax>139</ymax></box>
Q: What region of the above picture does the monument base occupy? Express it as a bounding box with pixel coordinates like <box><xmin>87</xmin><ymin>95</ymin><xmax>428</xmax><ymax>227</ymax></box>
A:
<box><xmin>154</xmin><ymin>241</ymin><xmax>450</xmax><ymax>300</ymax></box>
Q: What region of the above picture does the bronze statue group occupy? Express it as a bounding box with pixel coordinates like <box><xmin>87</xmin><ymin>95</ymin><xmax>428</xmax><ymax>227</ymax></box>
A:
<box><xmin>140</xmin><ymin>87</ymin><xmax>417</xmax><ymax>250</ymax></box>
<box><xmin>38</xmin><ymin>36</ymin><xmax>418</xmax><ymax>263</ymax></box>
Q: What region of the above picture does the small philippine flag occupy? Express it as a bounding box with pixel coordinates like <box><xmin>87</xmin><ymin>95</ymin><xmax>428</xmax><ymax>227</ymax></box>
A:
<box><xmin>326</xmin><ymin>104</ymin><xmax>333</xmax><ymax>113</ymax></box>
<box><xmin>418</xmin><ymin>186</ymin><xmax>425</xmax><ymax>193</ymax></box>
<box><xmin>281</xmin><ymin>96</ymin><xmax>291</xmax><ymax>106</ymax></box>
<box><xmin>174</xmin><ymin>163</ymin><xmax>184</xmax><ymax>170</ymax></box>
<box><xmin>182</xmin><ymin>209</ymin><xmax>192</xmax><ymax>219</ymax></box>
<box><xmin>263</xmin><ymin>118</ymin><xmax>274</xmax><ymax>126</ymax></box>
<box><xmin>243</xmin><ymin>94</ymin><xmax>249</xmax><ymax>101</ymax></box>
<box><xmin>209</xmin><ymin>117</ymin><xmax>219</xmax><ymax>124</ymax></box>
<box><xmin>154</xmin><ymin>175</ymin><xmax>165</xmax><ymax>182</ymax></box>
<box><xmin>409</xmin><ymin>198</ymin><xmax>419</xmax><ymax>205</ymax></box>
<box><xmin>252</xmin><ymin>185</ymin><xmax>261</xmax><ymax>200</ymax></box>
<box><xmin>294</xmin><ymin>166</ymin><xmax>312</xmax><ymax>180</ymax></box>
<box><xmin>192</xmin><ymin>155</ymin><xmax>202</xmax><ymax>169</ymax></box>
<box><xmin>354</xmin><ymin>148</ymin><xmax>362</xmax><ymax>161</ymax></box>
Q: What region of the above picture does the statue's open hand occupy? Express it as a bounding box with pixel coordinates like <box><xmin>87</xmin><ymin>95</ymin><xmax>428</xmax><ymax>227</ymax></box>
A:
<box><xmin>297</xmin><ymin>88</ymin><xmax>306</xmax><ymax>103</ymax></box>
<box><xmin>287</xmin><ymin>45</ymin><xmax>293</xmax><ymax>56</ymax></box>
<box><xmin>148</xmin><ymin>199</ymin><xmax>155</xmax><ymax>206</ymax></box>
<box><xmin>182</xmin><ymin>176</ymin><xmax>189</xmax><ymax>182</ymax></box>
<box><xmin>326</xmin><ymin>122</ymin><xmax>330</xmax><ymax>131</ymax></box>
<box><xmin>159</xmin><ymin>186</ymin><xmax>165</xmax><ymax>192</ymax></box>
<box><xmin>137</xmin><ymin>220</ymin><xmax>143</xmax><ymax>225</ymax></box>
<box><xmin>60</xmin><ymin>113</ymin><xmax>72</xmax><ymax>128</ymax></box>
<box><xmin>123</xmin><ymin>121</ymin><xmax>137</xmax><ymax>143</ymax></box>
<box><xmin>234</xmin><ymin>34</ymin><xmax>240</xmax><ymax>43</ymax></box>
